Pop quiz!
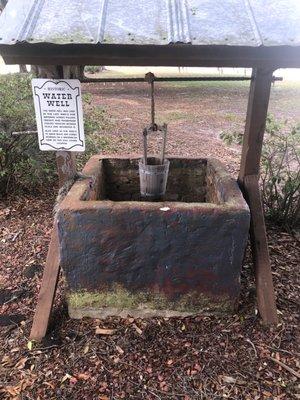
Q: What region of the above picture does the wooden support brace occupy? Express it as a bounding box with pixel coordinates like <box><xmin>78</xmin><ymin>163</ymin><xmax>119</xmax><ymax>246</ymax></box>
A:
<box><xmin>243</xmin><ymin>175</ymin><xmax>278</xmax><ymax>324</ymax></box>
<box><xmin>30</xmin><ymin>65</ymin><xmax>80</xmax><ymax>340</ymax></box>
<box><xmin>239</xmin><ymin>67</ymin><xmax>278</xmax><ymax>324</ymax></box>
<box><xmin>30</xmin><ymin>222</ymin><xmax>60</xmax><ymax>341</ymax></box>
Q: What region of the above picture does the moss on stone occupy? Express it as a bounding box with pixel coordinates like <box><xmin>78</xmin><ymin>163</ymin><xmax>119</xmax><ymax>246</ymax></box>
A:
<box><xmin>68</xmin><ymin>284</ymin><xmax>233</xmax><ymax>314</ymax></box>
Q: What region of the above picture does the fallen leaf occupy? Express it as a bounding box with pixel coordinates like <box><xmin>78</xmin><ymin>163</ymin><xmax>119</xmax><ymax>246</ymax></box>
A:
<box><xmin>2</xmin><ymin>355</ymin><xmax>13</xmax><ymax>367</ymax></box>
<box><xmin>27</xmin><ymin>341</ymin><xmax>35</xmax><ymax>351</ymax></box>
<box><xmin>83</xmin><ymin>344</ymin><xmax>89</xmax><ymax>354</ymax></box>
<box><xmin>222</xmin><ymin>375</ymin><xmax>236</xmax><ymax>384</ymax></box>
<box><xmin>11</xmin><ymin>347</ymin><xmax>20</xmax><ymax>353</ymax></box>
<box><xmin>16</xmin><ymin>357</ymin><xmax>27</xmax><ymax>370</ymax></box>
<box><xmin>5</xmin><ymin>385</ymin><xmax>20</xmax><ymax>396</ymax></box>
<box><xmin>44</xmin><ymin>381</ymin><xmax>55</xmax><ymax>389</ymax></box>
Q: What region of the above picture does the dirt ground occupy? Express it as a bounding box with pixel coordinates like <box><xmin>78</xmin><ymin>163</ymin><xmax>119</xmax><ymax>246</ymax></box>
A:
<box><xmin>0</xmin><ymin>77</ymin><xmax>299</xmax><ymax>399</ymax></box>
<box><xmin>82</xmin><ymin>76</ymin><xmax>300</xmax><ymax>175</ymax></box>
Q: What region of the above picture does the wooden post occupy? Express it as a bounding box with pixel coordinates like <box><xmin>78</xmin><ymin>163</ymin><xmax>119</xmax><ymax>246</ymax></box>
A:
<box><xmin>56</xmin><ymin>151</ymin><xmax>76</xmax><ymax>188</ymax></box>
<box><xmin>30</xmin><ymin>66</ymin><xmax>80</xmax><ymax>340</ymax></box>
<box><xmin>239</xmin><ymin>68</ymin><xmax>278</xmax><ymax>325</ymax></box>
<box><xmin>36</xmin><ymin>65</ymin><xmax>77</xmax><ymax>188</ymax></box>
<box><xmin>243</xmin><ymin>175</ymin><xmax>278</xmax><ymax>324</ymax></box>
<box><xmin>239</xmin><ymin>68</ymin><xmax>273</xmax><ymax>179</ymax></box>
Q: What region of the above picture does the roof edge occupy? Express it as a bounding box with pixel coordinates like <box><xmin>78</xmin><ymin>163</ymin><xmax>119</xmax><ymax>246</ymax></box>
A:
<box><xmin>1</xmin><ymin>43</ymin><xmax>300</xmax><ymax>68</ymax></box>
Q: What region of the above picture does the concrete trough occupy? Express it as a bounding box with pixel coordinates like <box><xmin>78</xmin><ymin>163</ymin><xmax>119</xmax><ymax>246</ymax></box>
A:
<box><xmin>58</xmin><ymin>155</ymin><xmax>250</xmax><ymax>318</ymax></box>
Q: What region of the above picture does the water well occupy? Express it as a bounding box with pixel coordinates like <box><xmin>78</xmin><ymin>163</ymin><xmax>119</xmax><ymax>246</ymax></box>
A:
<box><xmin>58</xmin><ymin>155</ymin><xmax>250</xmax><ymax>318</ymax></box>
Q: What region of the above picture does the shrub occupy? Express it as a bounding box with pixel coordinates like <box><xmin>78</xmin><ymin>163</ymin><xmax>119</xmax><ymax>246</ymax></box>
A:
<box><xmin>220</xmin><ymin>114</ymin><xmax>300</xmax><ymax>228</ymax></box>
<box><xmin>0</xmin><ymin>74</ymin><xmax>113</xmax><ymax>197</ymax></box>
<box><xmin>84</xmin><ymin>66</ymin><xmax>105</xmax><ymax>75</ymax></box>
<box><xmin>220</xmin><ymin>130</ymin><xmax>243</xmax><ymax>145</ymax></box>
<box><xmin>261</xmin><ymin>116</ymin><xmax>300</xmax><ymax>227</ymax></box>
<box><xmin>0</xmin><ymin>73</ymin><xmax>56</xmax><ymax>196</ymax></box>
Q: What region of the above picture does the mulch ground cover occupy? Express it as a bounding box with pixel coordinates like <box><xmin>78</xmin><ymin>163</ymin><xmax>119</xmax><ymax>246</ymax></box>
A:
<box><xmin>0</xmin><ymin>191</ymin><xmax>299</xmax><ymax>400</ymax></box>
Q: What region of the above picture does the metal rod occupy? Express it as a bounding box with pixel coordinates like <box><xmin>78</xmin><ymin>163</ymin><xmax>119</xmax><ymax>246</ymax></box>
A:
<box><xmin>82</xmin><ymin>76</ymin><xmax>282</xmax><ymax>83</ymax></box>
<box><xmin>160</xmin><ymin>124</ymin><xmax>167</xmax><ymax>165</ymax></box>
<box><xmin>151</xmin><ymin>80</ymin><xmax>155</xmax><ymax>127</ymax></box>
<box><xmin>12</xmin><ymin>130</ymin><xmax>38</xmax><ymax>136</ymax></box>
<box><xmin>143</xmin><ymin>128</ymin><xmax>148</xmax><ymax>165</ymax></box>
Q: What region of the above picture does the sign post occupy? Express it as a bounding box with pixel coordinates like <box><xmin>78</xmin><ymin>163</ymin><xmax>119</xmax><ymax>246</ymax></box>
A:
<box><xmin>30</xmin><ymin>75</ymin><xmax>85</xmax><ymax>341</ymax></box>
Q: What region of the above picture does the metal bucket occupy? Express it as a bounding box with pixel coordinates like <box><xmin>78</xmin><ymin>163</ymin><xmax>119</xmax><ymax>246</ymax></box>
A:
<box><xmin>139</xmin><ymin>157</ymin><xmax>170</xmax><ymax>200</ymax></box>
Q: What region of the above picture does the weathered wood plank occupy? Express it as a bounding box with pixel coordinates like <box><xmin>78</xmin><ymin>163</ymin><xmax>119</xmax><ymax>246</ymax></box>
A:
<box><xmin>56</xmin><ymin>151</ymin><xmax>76</xmax><ymax>188</ymax></box>
<box><xmin>30</xmin><ymin>223</ymin><xmax>60</xmax><ymax>341</ymax></box>
<box><xmin>2</xmin><ymin>44</ymin><xmax>300</xmax><ymax>68</ymax></box>
<box><xmin>239</xmin><ymin>67</ymin><xmax>277</xmax><ymax>325</ymax></box>
<box><xmin>243</xmin><ymin>174</ymin><xmax>278</xmax><ymax>325</ymax></box>
<box><xmin>239</xmin><ymin>67</ymin><xmax>274</xmax><ymax>180</ymax></box>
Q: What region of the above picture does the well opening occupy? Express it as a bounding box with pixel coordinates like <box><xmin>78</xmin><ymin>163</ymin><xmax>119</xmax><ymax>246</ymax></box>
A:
<box><xmin>98</xmin><ymin>157</ymin><xmax>223</xmax><ymax>204</ymax></box>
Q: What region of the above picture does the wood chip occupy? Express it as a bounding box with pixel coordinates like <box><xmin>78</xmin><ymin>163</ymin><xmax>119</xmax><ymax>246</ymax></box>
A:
<box><xmin>116</xmin><ymin>345</ymin><xmax>124</xmax><ymax>355</ymax></box>
<box><xmin>133</xmin><ymin>324</ymin><xmax>143</xmax><ymax>335</ymax></box>
<box><xmin>95</xmin><ymin>327</ymin><xmax>116</xmax><ymax>335</ymax></box>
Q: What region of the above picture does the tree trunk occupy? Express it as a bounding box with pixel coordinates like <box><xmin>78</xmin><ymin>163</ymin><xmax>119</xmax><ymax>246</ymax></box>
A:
<box><xmin>19</xmin><ymin>64</ymin><xmax>28</xmax><ymax>73</ymax></box>
<box><xmin>32</xmin><ymin>65</ymin><xmax>85</xmax><ymax>80</ymax></box>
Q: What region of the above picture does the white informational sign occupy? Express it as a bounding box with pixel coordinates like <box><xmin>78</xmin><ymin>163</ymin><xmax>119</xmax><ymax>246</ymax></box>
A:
<box><xmin>32</xmin><ymin>79</ymin><xmax>85</xmax><ymax>152</ymax></box>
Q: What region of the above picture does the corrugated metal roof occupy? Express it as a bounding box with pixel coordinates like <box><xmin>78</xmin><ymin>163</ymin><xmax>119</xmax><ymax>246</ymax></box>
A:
<box><xmin>0</xmin><ymin>0</ymin><xmax>299</xmax><ymax>47</ymax></box>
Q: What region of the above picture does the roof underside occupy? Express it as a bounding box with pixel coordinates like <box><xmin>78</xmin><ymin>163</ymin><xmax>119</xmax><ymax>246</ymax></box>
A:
<box><xmin>0</xmin><ymin>0</ymin><xmax>300</xmax><ymax>67</ymax></box>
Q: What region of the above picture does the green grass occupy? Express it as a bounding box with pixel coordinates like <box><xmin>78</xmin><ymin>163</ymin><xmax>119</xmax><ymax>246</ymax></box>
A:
<box><xmin>224</xmin><ymin>113</ymin><xmax>239</xmax><ymax>122</ymax></box>
<box><xmin>160</xmin><ymin>110</ymin><xmax>194</xmax><ymax>122</ymax></box>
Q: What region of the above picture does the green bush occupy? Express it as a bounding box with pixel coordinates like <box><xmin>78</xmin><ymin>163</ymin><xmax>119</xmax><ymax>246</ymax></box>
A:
<box><xmin>219</xmin><ymin>130</ymin><xmax>243</xmax><ymax>145</ymax></box>
<box><xmin>84</xmin><ymin>66</ymin><xmax>105</xmax><ymax>75</ymax></box>
<box><xmin>261</xmin><ymin>116</ymin><xmax>300</xmax><ymax>228</ymax></box>
<box><xmin>0</xmin><ymin>74</ymin><xmax>114</xmax><ymax>197</ymax></box>
<box><xmin>0</xmin><ymin>73</ymin><xmax>56</xmax><ymax>196</ymax></box>
<box><xmin>220</xmin><ymin>115</ymin><xmax>300</xmax><ymax>228</ymax></box>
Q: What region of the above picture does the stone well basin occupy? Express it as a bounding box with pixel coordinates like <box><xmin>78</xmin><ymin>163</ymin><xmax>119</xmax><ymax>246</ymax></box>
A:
<box><xmin>58</xmin><ymin>155</ymin><xmax>250</xmax><ymax>318</ymax></box>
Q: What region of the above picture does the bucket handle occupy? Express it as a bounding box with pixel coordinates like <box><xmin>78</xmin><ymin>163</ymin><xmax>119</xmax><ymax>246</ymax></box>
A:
<box><xmin>143</xmin><ymin>124</ymin><xmax>167</xmax><ymax>165</ymax></box>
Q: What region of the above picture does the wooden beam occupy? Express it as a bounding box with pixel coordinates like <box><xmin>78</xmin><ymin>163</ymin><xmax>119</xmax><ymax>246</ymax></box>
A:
<box><xmin>30</xmin><ymin>222</ymin><xmax>60</xmax><ymax>341</ymax></box>
<box><xmin>1</xmin><ymin>43</ymin><xmax>300</xmax><ymax>68</ymax></box>
<box><xmin>239</xmin><ymin>67</ymin><xmax>277</xmax><ymax>325</ymax></box>
<box><xmin>243</xmin><ymin>175</ymin><xmax>278</xmax><ymax>325</ymax></box>
<box><xmin>239</xmin><ymin>68</ymin><xmax>274</xmax><ymax>179</ymax></box>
